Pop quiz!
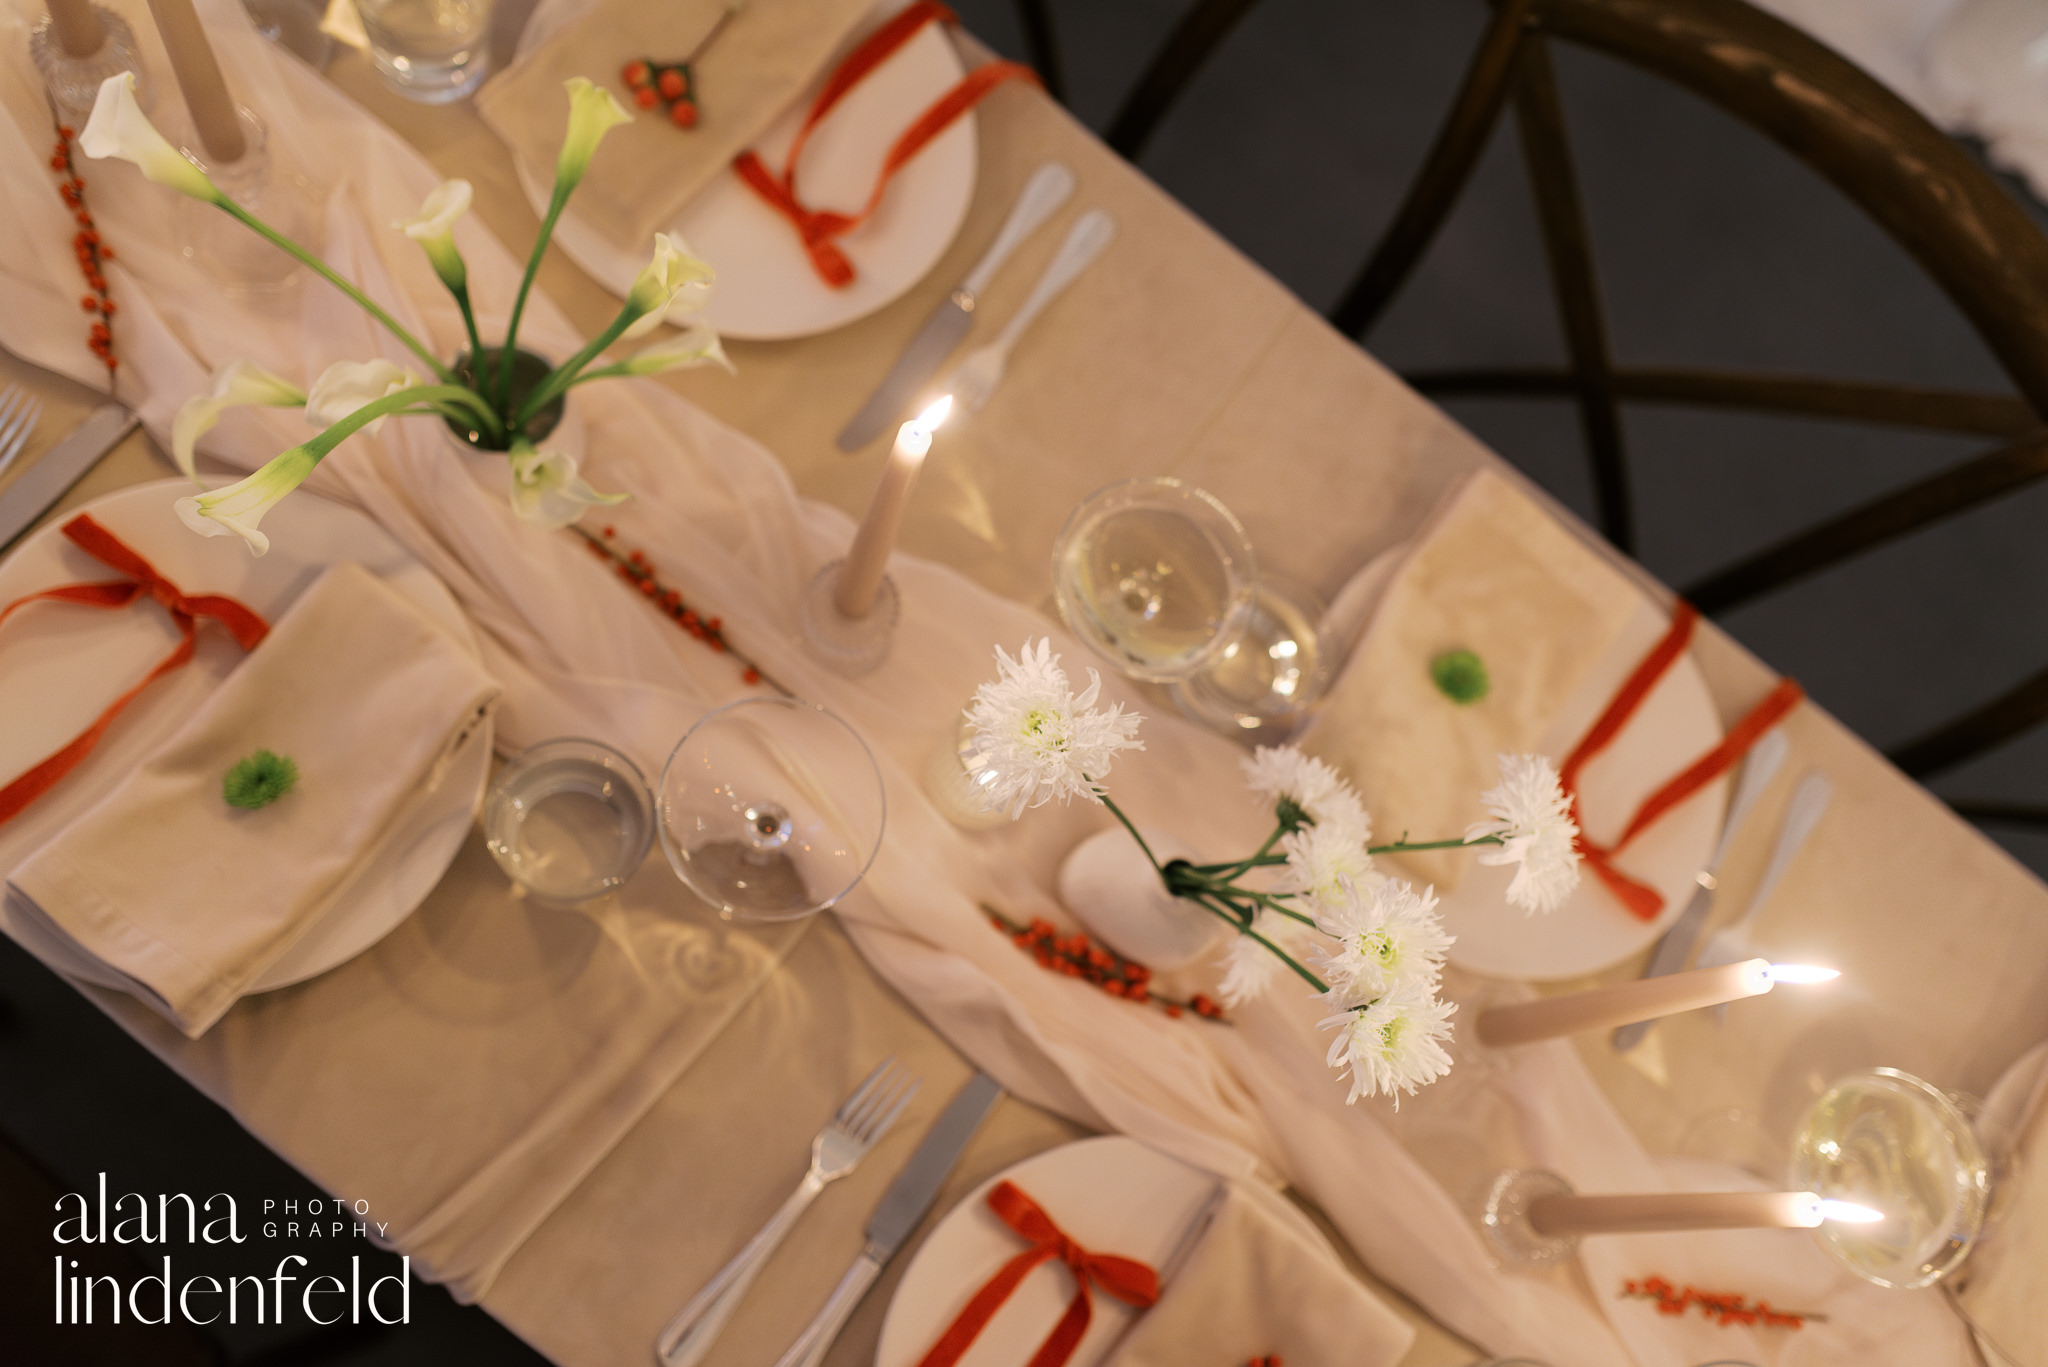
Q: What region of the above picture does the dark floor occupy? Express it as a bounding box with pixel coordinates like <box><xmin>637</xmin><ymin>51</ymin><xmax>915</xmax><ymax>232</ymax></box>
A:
<box><xmin>8</xmin><ymin>2</ymin><xmax>2048</xmax><ymax>1362</ymax></box>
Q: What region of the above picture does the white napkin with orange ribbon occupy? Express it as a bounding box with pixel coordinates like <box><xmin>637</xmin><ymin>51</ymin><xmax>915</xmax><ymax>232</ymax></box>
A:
<box><xmin>1103</xmin><ymin>1183</ymin><xmax>1412</xmax><ymax>1367</ymax></box>
<box><xmin>6</xmin><ymin>562</ymin><xmax>496</xmax><ymax>1037</ymax></box>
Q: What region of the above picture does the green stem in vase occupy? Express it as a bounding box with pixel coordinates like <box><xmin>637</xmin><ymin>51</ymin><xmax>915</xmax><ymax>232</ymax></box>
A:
<box><xmin>451</xmin><ymin>282</ymin><xmax>487</xmax><ymax>378</ymax></box>
<box><xmin>496</xmin><ymin>183</ymin><xmax>571</xmax><ymax>413</ymax></box>
<box><xmin>1185</xmin><ymin>890</ymin><xmax>1328</xmax><ymax>992</ymax></box>
<box><xmin>1095</xmin><ymin>790</ymin><xmax>1163</xmax><ymax>873</ymax></box>
<box><xmin>214</xmin><ymin>200</ymin><xmax>453</xmax><ymax>383</ymax></box>
<box><xmin>512</xmin><ymin>305</ymin><xmax>639</xmax><ymax>427</ymax></box>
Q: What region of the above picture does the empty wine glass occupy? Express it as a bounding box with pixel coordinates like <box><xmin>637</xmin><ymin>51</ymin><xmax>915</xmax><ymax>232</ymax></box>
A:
<box><xmin>1052</xmin><ymin>476</ymin><xmax>1257</xmax><ymax>683</ymax></box>
<box><xmin>658</xmin><ymin>697</ymin><xmax>886</xmax><ymax>922</ymax></box>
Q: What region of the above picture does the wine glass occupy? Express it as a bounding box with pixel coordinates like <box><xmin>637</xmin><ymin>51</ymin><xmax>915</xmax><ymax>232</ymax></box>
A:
<box><xmin>1051</xmin><ymin>477</ymin><xmax>1257</xmax><ymax>683</ymax></box>
<box><xmin>1167</xmin><ymin>569</ymin><xmax>1335</xmax><ymax>740</ymax></box>
<box><xmin>1788</xmin><ymin>1067</ymin><xmax>1991</xmax><ymax>1289</ymax></box>
<box><xmin>658</xmin><ymin>697</ymin><xmax>886</xmax><ymax>922</ymax></box>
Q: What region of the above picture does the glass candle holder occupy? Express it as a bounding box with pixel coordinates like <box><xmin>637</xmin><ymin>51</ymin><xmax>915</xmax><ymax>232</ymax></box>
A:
<box><xmin>174</xmin><ymin>107</ymin><xmax>312</xmax><ymax>294</ymax></box>
<box><xmin>30</xmin><ymin>5</ymin><xmax>151</xmax><ymax>128</ymax></box>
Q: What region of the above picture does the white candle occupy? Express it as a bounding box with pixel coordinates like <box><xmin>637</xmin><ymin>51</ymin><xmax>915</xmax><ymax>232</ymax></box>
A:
<box><xmin>145</xmin><ymin>0</ymin><xmax>245</xmax><ymax>162</ymax></box>
<box><xmin>1530</xmin><ymin>1189</ymin><xmax>1867</xmax><ymax>1236</ymax></box>
<box><xmin>834</xmin><ymin>397</ymin><xmax>951</xmax><ymax>618</ymax></box>
<box><xmin>47</xmin><ymin>0</ymin><xmax>103</xmax><ymax>57</ymax></box>
<box><xmin>1474</xmin><ymin>959</ymin><xmax>1836</xmax><ymax>1047</ymax></box>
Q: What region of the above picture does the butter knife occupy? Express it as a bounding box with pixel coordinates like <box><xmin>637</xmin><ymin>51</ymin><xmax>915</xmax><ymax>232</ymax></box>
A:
<box><xmin>0</xmin><ymin>402</ymin><xmax>139</xmax><ymax>551</ymax></box>
<box><xmin>835</xmin><ymin>162</ymin><xmax>1075</xmax><ymax>451</ymax></box>
<box><xmin>1611</xmin><ymin>726</ymin><xmax>1788</xmax><ymax>1052</ymax></box>
<box><xmin>770</xmin><ymin>1072</ymin><xmax>1003</xmax><ymax>1367</ymax></box>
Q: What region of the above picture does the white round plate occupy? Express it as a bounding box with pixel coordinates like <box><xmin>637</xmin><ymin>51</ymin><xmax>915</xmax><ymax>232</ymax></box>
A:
<box><xmin>1436</xmin><ymin>597</ymin><xmax>1728</xmax><ymax>981</ymax></box>
<box><xmin>516</xmin><ymin>0</ymin><xmax>978</xmax><ymax>340</ymax></box>
<box><xmin>876</xmin><ymin>1136</ymin><xmax>1322</xmax><ymax>1367</ymax></box>
<box><xmin>0</xmin><ymin>480</ymin><xmax>489</xmax><ymax>993</ymax></box>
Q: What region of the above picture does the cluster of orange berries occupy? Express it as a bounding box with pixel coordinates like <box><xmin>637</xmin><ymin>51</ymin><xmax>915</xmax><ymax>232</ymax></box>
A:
<box><xmin>50</xmin><ymin>128</ymin><xmax>117</xmax><ymax>376</ymax></box>
<box><xmin>985</xmin><ymin>908</ymin><xmax>1225</xmax><ymax>1021</ymax></box>
<box><xmin>1245</xmin><ymin>1357</ymin><xmax>1284</xmax><ymax>1367</ymax></box>
<box><xmin>574</xmin><ymin>525</ymin><xmax>764</xmax><ymax>687</ymax></box>
<box><xmin>1620</xmin><ymin>1276</ymin><xmax>1813</xmax><ymax>1329</ymax></box>
<box><xmin>622</xmin><ymin>60</ymin><xmax>699</xmax><ymax>128</ymax></box>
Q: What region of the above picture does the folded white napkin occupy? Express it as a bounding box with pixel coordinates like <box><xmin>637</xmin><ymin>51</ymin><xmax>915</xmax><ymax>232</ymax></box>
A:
<box><xmin>7</xmin><ymin>561</ymin><xmax>497</xmax><ymax>1037</ymax></box>
<box><xmin>1300</xmin><ymin>468</ymin><xmax>1639</xmax><ymax>888</ymax></box>
<box><xmin>1104</xmin><ymin>1183</ymin><xmax>1412</xmax><ymax>1367</ymax></box>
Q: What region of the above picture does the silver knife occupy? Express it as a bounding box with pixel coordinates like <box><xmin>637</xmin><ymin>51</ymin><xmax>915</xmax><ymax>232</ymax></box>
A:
<box><xmin>769</xmin><ymin>1072</ymin><xmax>1004</xmax><ymax>1367</ymax></box>
<box><xmin>835</xmin><ymin>162</ymin><xmax>1075</xmax><ymax>451</ymax></box>
<box><xmin>0</xmin><ymin>402</ymin><xmax>140</xmax><ymax>551</ymax></box>
<box><xmin>1612</xmin><ymin>726</ymin><xmax>1788</xmax><ymax>1052</ymax></box>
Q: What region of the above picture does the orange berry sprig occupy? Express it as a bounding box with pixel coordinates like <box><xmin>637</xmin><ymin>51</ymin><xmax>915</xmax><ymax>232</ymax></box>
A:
<box><xmin>1620</xmin><ymin>1276</ymin><xmax>1821</xmax><ymax>1329</ymax></box>
<box><xmin>622</xmin><ymin>59</ymin><xmax>699</xmax><ymax>128</ymax></box>
<box><xmin>49</xmin><ymin>126</ymin><xmax>117</xmax><ymax>382</ymax></box>
<box><xmin>571</xmin><ymin>524</ymin><xmax>783</xmax><ymax>692</ymax></box>
<box><xmin>983</xmin><ymin>905</ymin><xmax>1228</xmax><ymax>1022</ymax></box>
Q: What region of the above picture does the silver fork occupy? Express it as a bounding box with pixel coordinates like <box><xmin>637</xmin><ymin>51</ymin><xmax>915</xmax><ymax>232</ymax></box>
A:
<box><xmin>655</xmin><ymin>1059</ymin><xmax>919</xmax><ymax>1367</ymax></box>
<box><xmin>0</xmin><ymin>384</ymin><xmax>43</xmax><ymax>481</ymax></box>
<box><xmin>943</xmin><ymin>208</ymin><xmax>1117</xmax><ymax>413</ymax></box>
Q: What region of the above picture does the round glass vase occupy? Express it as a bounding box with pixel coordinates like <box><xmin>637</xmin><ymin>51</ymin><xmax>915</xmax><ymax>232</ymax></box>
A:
<box><xmin>444</xmin><ymin>347</ymin><xmax>566</xmax><ymax>451</ymax></box>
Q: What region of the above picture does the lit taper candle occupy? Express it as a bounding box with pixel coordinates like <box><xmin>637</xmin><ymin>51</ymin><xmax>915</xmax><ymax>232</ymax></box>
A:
<box><xmin>1529</xmin><ymin>1188</ymin><xmax>1882</xmax><ymax>1237</ymax></box>
<box><xmin>834</xmin><ymin>396</ymin><xmax>952</xmax><ymax>618</ymax></box>
<box><xmin>1474</xmin><ymin>960</ymin><xmax>1838</xmax><ymax>1048</ymax></box>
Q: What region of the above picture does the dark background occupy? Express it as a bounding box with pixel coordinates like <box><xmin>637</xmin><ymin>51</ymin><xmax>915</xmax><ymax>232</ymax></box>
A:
<box><xmin>8</xmin><ymin>1</ymin><xmax>2046</xmax><ymax>1362</ymax></box>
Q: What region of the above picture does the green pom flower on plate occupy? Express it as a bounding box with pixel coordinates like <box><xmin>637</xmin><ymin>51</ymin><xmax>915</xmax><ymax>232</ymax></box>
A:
<box><xmin>224</xmin><ymin>750</ymin><xmax>298</xmax><ymax>810</ymax></box>
<box><xmin>1430</xmin><ymin>649</ymin><xmax>1490</xmax><ymax>705</ymax></box>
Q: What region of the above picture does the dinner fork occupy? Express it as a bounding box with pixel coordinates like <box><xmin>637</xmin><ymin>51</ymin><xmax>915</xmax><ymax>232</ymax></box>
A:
<box><xmin>655</xmin><ymin>1058</ymin><xmax>919</xmax><ymax>1367</ymax></box>
<box><xmin>943</xmin><ymin>208</ymin><xmax>1117</xmax><ymax>413</ymax></box>
<box><xmin>0</xmin><ymin>384</ymin><xmax>43</xmax><ymax>481</ymax></box>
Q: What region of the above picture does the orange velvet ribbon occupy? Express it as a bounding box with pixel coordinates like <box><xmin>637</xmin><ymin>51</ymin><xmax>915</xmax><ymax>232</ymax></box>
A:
<box><xmin>1560</xmin><ymin>602</ymin><xmax>1805</xmax><ymax>919</ymax></box>
<box><xmin>733</xmin><ymin>1</ymin><xmax>1039</xmax><ymax>287</ymax></box>
<box><xmin>913</xmin><ymin>1181</ymin><xmax>1159</xmax><ymax>1367</ymax></box>
<box><xmin>0</xmin><ymin>513</ymin><xmax>269</xmax><ymax>828</ymax></box>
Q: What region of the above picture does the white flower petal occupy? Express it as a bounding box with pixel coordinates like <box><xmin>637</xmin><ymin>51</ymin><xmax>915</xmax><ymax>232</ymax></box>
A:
<box><xmin>557</xmin><ymin>77</ymin><xmax>633</xmax><ymax>187</ymax></box>
<box><xmin>171</xmin><ymin>361</ymin><xmax>306</xmax><ymax>482</ymax></box>
<box><xmin>1318</xmin><ymin>984</ymin><xmax>1456</xmax><ymax>1106</ymax></box>
<box><xmin>623</xmin><ymin>233</ymin><xmax>717</xmax><ymax>338</ymax></box>
<box><xmin>1466</xmin><ymin>753</ymin><xmax>1582</xmax><ymax>913</ymax></box>
<box><xmin>305</xmin><ymin>359</ymin><xmax>421</xmax><ymax>433</ymax></box>
<box><xmin>963</xmin><ymin>638</ymin><xmax>1144</xmax><ymax>817</ymax></box>
<box><xmin>173</xmin><ymin>447</ymin><xmax>319</xmax><ymax>556</ymax></box>
<box><xmin>78</xmin><ymin>73</ymin><xmax>217</xmax><ymax>202</ymax></box>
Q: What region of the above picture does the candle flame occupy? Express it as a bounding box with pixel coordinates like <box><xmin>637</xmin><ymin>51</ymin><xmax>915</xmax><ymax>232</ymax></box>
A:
<box><xmin>1765</xmin><ymin>964</ymin><xmax>1840</xmax><ymax>984</ymax></box>
<box><xmin>1816</xmin><ymin>1199</ymin><xmax>1884</xmax><ymax>1223</ymax></box>
<box><xmin>913</xmin><ymin>395</ymin><xmax>954</xmax><ymax>433</ymax></box>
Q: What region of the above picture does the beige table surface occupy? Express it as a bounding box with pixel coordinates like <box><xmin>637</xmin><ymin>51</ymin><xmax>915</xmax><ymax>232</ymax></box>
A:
<box><xmin>7</xmin><ymin>18</ymin><xmax>2048</xmax><ymax>1367</ymax></box>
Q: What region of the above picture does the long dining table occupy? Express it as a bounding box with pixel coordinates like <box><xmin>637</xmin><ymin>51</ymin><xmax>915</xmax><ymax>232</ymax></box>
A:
<box><xmin>5</xmin><ymin>3</ymin><xmax>2048</xmax><ymax>1366</ymax></box>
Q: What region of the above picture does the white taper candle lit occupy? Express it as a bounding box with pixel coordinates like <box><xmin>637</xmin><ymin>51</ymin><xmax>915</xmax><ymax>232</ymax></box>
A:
<box><xmin>144</xmin><ymin>0</ymin><xmax>244</xmax><ymax>162</ymax></box>
<box><xmin>1530</xmin><ymin>1189</ymin><xmax>1883</xmax><ymax>1236</ymax></box>
<box><xmin>1475</xmin><ymin>959</ymin><xmax>1837</xmax><ymax>1047</ymax></box>
<box><xmin>47</xmin><ymin>0</ymin><xmax>103</xmax><ymax>57</ymax></box>
<box><xmin>834</xmin><ymin>396</ymin><xmax>951</xmax><ymax>618</ymax></box>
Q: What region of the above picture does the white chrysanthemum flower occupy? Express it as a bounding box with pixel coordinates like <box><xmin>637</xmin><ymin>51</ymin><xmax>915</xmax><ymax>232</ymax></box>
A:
<box><xmin>1240</xmin><ymin>745</ymin><xmax>1368</xmax><ymax>835</ymax></box>
<box><xmin>1308</xmin><ymin>877</ymin><xmax>1452</xmax><ymax>1001</ymax></box>
<box><xmin>1218</xmin><ymin>910</ymin><xmax>1318</xmax><ymax>1007</ymax></box>
<box><xmin>1319</xmin><ymin>985</ymin><xmax>1456</xmax><ymax>1106</ymax></box>
<box><xmin>1277</xmin><ymin>819</ymin><xmax>1379</xmax><ymax>903</ymax></box>
<box><xmin>1466</xmin><ymin>753</ymin><xmax>1581</xmax><ymax>914</ymax></box>
<box><xmin>964</xmin><ymin>639</ymin><xmax>1143</xmax><ymax>817</ymax></box>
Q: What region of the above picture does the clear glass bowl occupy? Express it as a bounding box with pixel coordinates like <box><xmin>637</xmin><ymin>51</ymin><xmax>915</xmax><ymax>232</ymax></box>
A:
<box><xmin>1788</xmin><ymin>1067</ymin><xmax>1990</xmax><ymax>1288</ymax></box>
<box><xmin>658</xmin><ymin>697</ymin><xmax>886</xmax><ymax>922</ymax></box>
<box><xmin>485</xmin><ymin>738</ymin><xmax>654</xmax><ymax>904</ymax></box>
<box><xmin>1051</xmin><ymin>476</ymin><xmax>1257</xmax><ymax>683</ymax></box>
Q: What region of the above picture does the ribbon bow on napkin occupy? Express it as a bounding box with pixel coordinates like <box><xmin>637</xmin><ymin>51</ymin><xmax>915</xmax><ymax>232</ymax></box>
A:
<box><xmin>734</xmin><ymin>1</ymin><xmax>1038</xmax><ymax>287</ymax></box>
<box><xmin>0</xmin><ymin>514</ymin><xmax>268</xmax><ymax>827</ymax></box>
<box><xmin>1561</xmin><ymin>601</ymin><xmax>1804</xmax><ymax>918</ymax></box>
<box><xmin>915</xmin><ymin>1180</ymin><xmax>1160</xmax><ymax>1367</ymax></box>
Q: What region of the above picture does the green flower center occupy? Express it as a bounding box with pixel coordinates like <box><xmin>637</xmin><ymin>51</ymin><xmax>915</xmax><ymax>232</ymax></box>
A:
<box><xmin>1379</xmin><ymin>1014</ymin><xmax>1408</xmax><ymax>1054</ymax></box>
<box><xmin>1357</xmin><ymin>930</ymin><xmax>1397</xmax><ymax>967</ymax></box>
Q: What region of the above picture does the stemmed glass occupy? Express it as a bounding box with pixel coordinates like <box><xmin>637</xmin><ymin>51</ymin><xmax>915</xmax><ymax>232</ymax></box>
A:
<box><xmin>1051</xmin><ymin>476</ymin><xmax>1331</xmax><ymax>738</ymax></box>
<box><xmin>658</xmin><ymin>697</ymin><xmax>886</xmax><ymax>922</ymax></box>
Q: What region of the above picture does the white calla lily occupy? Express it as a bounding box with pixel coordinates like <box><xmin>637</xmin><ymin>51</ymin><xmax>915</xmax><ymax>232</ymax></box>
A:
<box><xmin>78</xmin><ymin>73</ymin><xmax>219</xmax><ymax>203</ymax></box>
<box><xmin>618</xmin><ymin>323</ymin><xmax>731</xmax><ymax>376</ymax></box>
<box><xmin>174</xmin><ymin>447</ymin><xmax>319</xmax><ymax>556</ymax></box>
<box><xmin>170</xmin><ymin>361</ymin><xmax>307</xmax><ymax>482</ymax></box>
<box><xmin>621</xmin><ymin>234</ymin><xmax>716</xmax><ymax>339</ymax></box>
<box><xmin>509</xmin><ymin>442</ymin><xmax>627</xmax><ymax>529</ymax></box>
<box><xmin>395</xmin><ymin>179</ymin><xmax>472</xmax><ymax>292</ymax></box>
<box><xmin>305</xmin><ymin>360</ymin><xmax>423</xmax><ymax>434</ymax></box>
<box><xmin>555</xmin><ymin>77</ymin><xmax>633</xmax><ymax>190</ymax></box>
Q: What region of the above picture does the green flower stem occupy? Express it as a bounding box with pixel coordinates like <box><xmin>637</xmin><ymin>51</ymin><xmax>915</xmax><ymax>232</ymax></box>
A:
<box><xmin>496</xmin><ymin>182</ymin><xmax>571</xmax><ymax>411</ymax></box>
<box><xmin>1183</xmin><ymin>853</ymin><xmax>1286</xmax><ymax>874</ymax></box>
<box><xmin>511</xmin><ymin>305</ymin><xmax>640</xmax><ymax>426</ymax></box>
<box><xmin>214</xmin><ymin>200</ymin><xmax>452</xmax><ymax>383</ymax></box>
<box><xmin>450</xmin><ymin>282</ymin><xmax>486</xmax><ymax>378</ymax></box>
<box><xmin>1095</xmin><ymin>790</ymin><xmax>1163</xmax><ymax>873</ymax></box>
<box><xmin>1185</xmin><ymin>890</ymin><xmax>1328</xmax><ymax>992</ymax></box>
<box><xmin>306</xmin><ymin>385</ymin><xmax>493</xmax><ymax>458</ymax></box>
<box><xmin>1369</xmin><ymin>834</ymin><xmax>1503</xmax><ymax>855</ymax></box>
